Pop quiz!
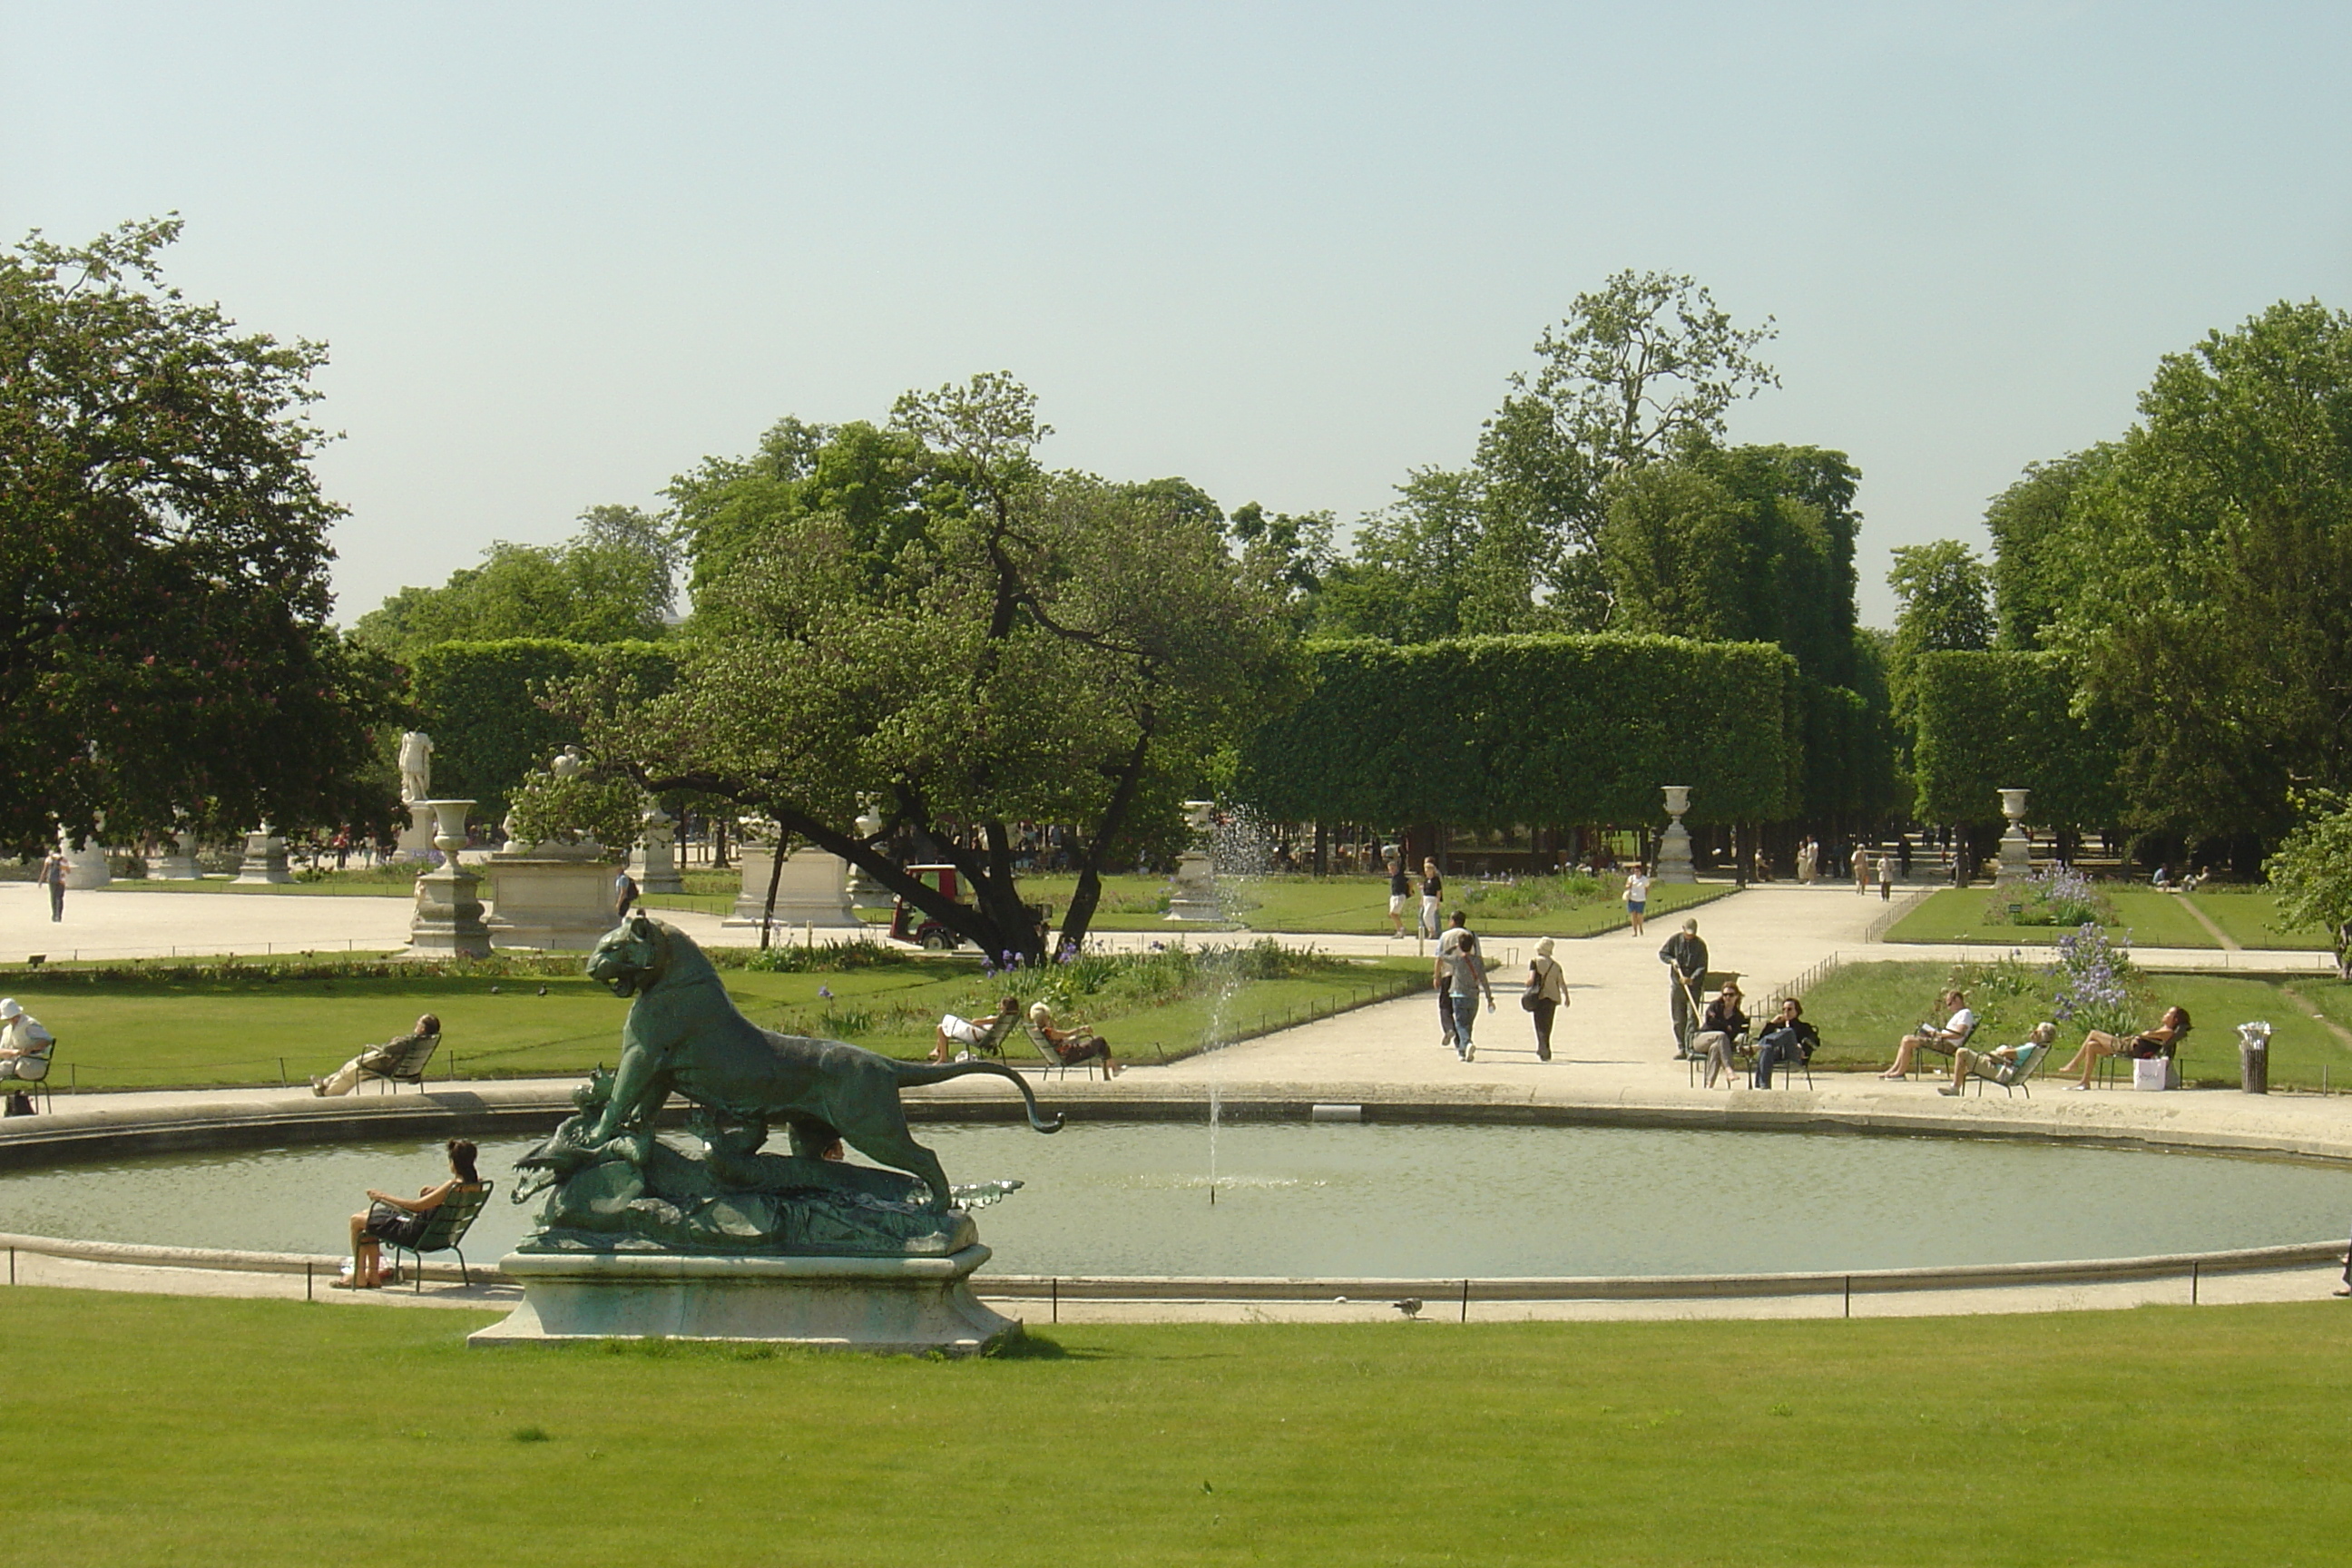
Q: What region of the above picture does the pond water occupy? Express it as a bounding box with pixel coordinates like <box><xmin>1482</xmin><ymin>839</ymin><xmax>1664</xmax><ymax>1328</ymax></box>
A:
<box><xmin>5</xmin><ymin>1121</ymin><xmax>2347</xmax><ymax>1279</ymax></box>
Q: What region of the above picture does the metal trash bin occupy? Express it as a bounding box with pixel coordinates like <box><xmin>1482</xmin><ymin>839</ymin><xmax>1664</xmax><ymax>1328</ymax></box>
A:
<box><xmin>2238</xmin><ymin>1021</ymin><xmax>2272</xmax><ymax>1094</ymax></box>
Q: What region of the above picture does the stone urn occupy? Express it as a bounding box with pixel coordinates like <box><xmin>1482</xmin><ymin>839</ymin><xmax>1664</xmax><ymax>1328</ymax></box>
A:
<box><xmin>629</xmin><ymin>799</ymin><xmax>687</xmax><ymax>895</ymax></box>
<box><xmin>1995</xmin><ymin>787</ymin><xmax>2033</xmax><ymax>883</ymax></box>
<box><xmin>409</xmin><ymin>800</ymin><xmax>492</xmax><ymax>959</ymax></box>
<box><xmin>1165</xmin><ymin>799</ymin><xmax>1221</xmax><ymax>922</ymax></box>
<box><xmin>234</xmin><ymin>823</ymin><xmax>290</xmax><ymax>885</ymax></box>
<box><xmin>1655</xmin><ymin>786</ymin><xmax>1696</xmax><ymax>885</ymax></box>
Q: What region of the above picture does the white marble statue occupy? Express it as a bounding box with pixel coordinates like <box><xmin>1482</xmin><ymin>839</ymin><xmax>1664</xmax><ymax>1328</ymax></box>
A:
<box><xmin>550</xmin><ymin>745</ymin><xmax>585</xmax><ymax>780</ymax></box>
<box><xmin>397</xmin><ymin>731</ymin><xmax>435</xmax><ymax>804</ymax></box>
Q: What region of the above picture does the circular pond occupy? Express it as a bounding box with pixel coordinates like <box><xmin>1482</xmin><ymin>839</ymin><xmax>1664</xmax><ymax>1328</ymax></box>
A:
<box><xmin>5</xmin><ymin>1121</ymin><xmax>2346</xmax><ymax>1278</ymax></box>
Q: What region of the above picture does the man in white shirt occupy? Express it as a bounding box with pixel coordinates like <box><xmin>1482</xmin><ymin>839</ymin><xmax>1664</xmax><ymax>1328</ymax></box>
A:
<box><xmin>0</xmin><ymin>998</ymin><xmax>55</xmax><ymax>1114</ymax></box>
<box><xmin>1878</xmin><ymin>989</ymin><xmax>1975</xmax><ymax>1079</ymax></box>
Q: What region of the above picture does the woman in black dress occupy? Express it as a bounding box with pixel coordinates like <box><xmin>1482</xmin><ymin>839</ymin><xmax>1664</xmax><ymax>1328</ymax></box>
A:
<box><xmin>339</xmin><ymin>1139</ymin><xmax>483</xmax><ymax>1289</ymax></box>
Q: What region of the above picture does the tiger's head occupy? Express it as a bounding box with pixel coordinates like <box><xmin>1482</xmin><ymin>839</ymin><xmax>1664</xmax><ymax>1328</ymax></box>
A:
<box><xmin>586</xmin><ymin>910</ymin><xmax>670</xmax><ymax>998</ymax></box>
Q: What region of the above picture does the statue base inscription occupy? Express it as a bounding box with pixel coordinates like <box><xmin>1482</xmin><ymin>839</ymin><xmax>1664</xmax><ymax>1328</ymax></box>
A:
<box><xmin>470</xmin><ymin>1247</ymin><xmax>1020</xmax><ymax>1355</ymax></box>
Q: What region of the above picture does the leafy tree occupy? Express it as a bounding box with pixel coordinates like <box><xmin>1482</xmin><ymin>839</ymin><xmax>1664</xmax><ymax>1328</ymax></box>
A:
<box><xmin>1226</xmin><ymin>499</ymin><xmax>1334</xmax><ymax>631</ymax></box>
<box><xmin>2066</xmin><ymin>300</ymin><xmax>2352</xmax><ymax>840</ymax></box>
<box><xmin>1887</xmin><ymin>542</ymin><xmax>1994</xmax><ymax>658</ymax></box>
<box><xmin>1472</xmin><ymin>270</ymin><xmax>1780</xmax><ymax>628</ymax></box>
<box><xmin>1884</xmin><ymin>541</ymin><xmax>1994</xmax><ymax>784</ymax></box>
<box><xmin>1313</xmin><ymin>468</ymin><xmax>1483</xmax><ymax>643</ymax></box>
<box><xmin>351</xmin><ymin>505</ymin><xmax>676</xmax><ymax>661</ymax></box>
<box><xmin>585</xmin><ymin>375</ymin><xmax>1286</xmax><ymax>960</ymax></box>
<box><xmin>1982</xmin><ymin>447</ymin><xmax>2115</xmax><ymax>650</ymax></box>
<box><xmin>2266</xmin><ymin>791</ymin><xmax>2352</xmax><ymax>978</ymax></box>
<box><xmin>1599</xmin><ymin>444</ymin><xmax>1859</xmax><ymax>684</ymax></box>
<box><xmin>0</xmin><ymin>217</ymin><xmax>398</xmax><ymax>855</ymax></box>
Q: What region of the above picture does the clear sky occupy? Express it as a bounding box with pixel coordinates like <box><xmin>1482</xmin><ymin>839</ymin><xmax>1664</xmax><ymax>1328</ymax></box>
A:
<box><xmin>6</xmin><ymin>2</ymin><xmax>2347</xmax><ymax>628</ymax></box>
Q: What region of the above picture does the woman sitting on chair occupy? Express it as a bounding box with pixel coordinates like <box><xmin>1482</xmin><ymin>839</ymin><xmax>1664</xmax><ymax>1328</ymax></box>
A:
<box><xmin>1030</xmin><ymin>1001</ymin><xmax>1121</xmax><ymax>1077</ymax></box>
<box><xmin>339</xmin><ymin>1138</ymin><xmax>482</xmax><ymax>1289</ymax></box>
<box><xmin>2059</xmin><ymin>1004</ymin><xmax>2189</xmax><ymax>1091</ymax></box>
<box><xmin>1694</xmin><ymin>980</ymin><xmax>1749</xmax><ymax>1090</ymax></box>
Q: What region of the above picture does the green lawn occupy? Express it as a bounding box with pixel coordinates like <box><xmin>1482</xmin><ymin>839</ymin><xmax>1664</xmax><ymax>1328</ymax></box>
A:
<box><xmin>1798</xmin><ymin>958</ymin><xmax>2352</xmax><ymax>1088</ymax></box>
<box><xmin>2185</xmin><ymin>888</ymin><xmax>2337</xmax><ymax>950</ymax></box>
<box><xmin>138</xmin><ymin>866</ymin><xmax>1728</xmax><ymax>938</ymax></box>
<box><xmin>11</xmin><ymin>1289</ymin><xmax>2352</xmax><ymax>1564</ymax></box>
<box><xmin>11</xmin><ymin>957</ymin><xmax>1421</xmax><ymax>1090</ymax></box>
<box><xmin>1884</xmin><ymin>887</ymin><xmax>2219</xmax><ymax>948</ymax></box>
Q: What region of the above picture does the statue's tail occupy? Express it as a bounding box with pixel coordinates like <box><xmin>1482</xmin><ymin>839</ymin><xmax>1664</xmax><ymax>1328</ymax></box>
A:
<box><xmin>890</xmin><ymin>1060</ymin><xmax>1065</xmax><ymax>1133</ymax></box>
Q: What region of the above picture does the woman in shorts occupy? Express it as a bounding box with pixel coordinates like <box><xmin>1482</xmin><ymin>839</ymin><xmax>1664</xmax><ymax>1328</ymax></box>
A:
<box><xmin>1622</xmin><ymin>863</ymin><xmax>1651</xmax><ymax>936</ymax></box>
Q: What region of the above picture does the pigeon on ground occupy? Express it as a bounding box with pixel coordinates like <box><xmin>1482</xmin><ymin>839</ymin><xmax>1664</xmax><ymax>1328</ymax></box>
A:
<box><xmin>1393</xmin><ymin>1298</ymin><xmax>1423</xmax><ymax>1318</ymax></box>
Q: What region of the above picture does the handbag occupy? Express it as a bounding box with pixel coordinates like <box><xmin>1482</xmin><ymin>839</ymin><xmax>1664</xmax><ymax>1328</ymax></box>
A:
<box><xmin>1519</xmin><ymin>961</ymin><xmax>1545</xmax><ymax>1012</ymax></box>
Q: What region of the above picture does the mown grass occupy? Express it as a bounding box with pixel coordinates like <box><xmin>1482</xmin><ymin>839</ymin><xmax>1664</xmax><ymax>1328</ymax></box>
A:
<box><xmin>8</xmin><ymin>1288</ymin><xmax>2352</xmax><ymax>1565</ymax></box>
<box><xmin>2186</xmin><ymin>888</ymin><xmax>2337</xmax><ymax>950</ymax></box>
<box><xmin>7</xmin><ymin>953</ymin><xmax>1421</xmax><ymax>1090</ymax></box>
<box><xmin>129</xmin><ymin>867</ymin><xmax>1728</xmax><ymax>938</ymax></box>
<box><xmin>1886</xmin><ymin>887</ymin><xmax>2220</xmax><ymax>948</ymax></box>
<box><xmin>1797</xmin><ymin>958</ymin><xmax>2352</xmax><ymax>1088</ymax></box>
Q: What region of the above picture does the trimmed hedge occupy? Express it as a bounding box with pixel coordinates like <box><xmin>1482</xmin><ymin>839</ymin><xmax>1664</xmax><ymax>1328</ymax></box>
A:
<box><xmin>1912</xmin><ymin>650</ymin><xmax>2119</xmax><ymax>826</ymax></box>
<box><xmin>408</xmin><ymin>639</ymin><xmax>675</xmax><ymax>819</ymax></box>
<box><xmin>1234</xmin><ymin>634</ymin><xmax>1798</xmax><ymax>828</ymax></box>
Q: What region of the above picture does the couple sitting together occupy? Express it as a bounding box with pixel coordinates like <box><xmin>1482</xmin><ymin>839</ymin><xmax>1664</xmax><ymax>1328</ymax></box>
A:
<box><xmin>1691</xmin><ymin>983</ymin><xmax>1819</xmax><ymax>1089</ymax></box>
<box><xmin>931</xmin><ymin>995</ymin><xmax>1120</xmax><ymax>1075</ymax></box>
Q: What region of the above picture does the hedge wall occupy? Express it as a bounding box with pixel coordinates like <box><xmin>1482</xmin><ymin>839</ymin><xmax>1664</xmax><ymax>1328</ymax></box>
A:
<box><xmin>1233</xmin><ymin>634</ymin><xmax>1798</xmax><ymax>828</ymax></box>
<box><xmin>1912</xmin><ymin>650</ymin><xmax>2118</xmax><ymax>827</ymax></box>
<box><xmin>408</xmin><ymin>639</ymin><xmax>675</xmax><ymax>819</ymax></box>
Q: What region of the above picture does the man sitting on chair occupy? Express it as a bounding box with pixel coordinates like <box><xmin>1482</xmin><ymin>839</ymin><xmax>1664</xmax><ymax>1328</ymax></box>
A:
<box><xmin>0</xmin><ymin>998</ymin><xmax>55</xmax><ymax>1115</ymax></box>
<box><xmin>1877</xmin><ymin>990</ymin><xmax>1975</xmax><ymax>1080</ymax></box>
<box><xmin>1937</xmin><ymin>1022</ymin><xmax>2056</xmax><ymax>1096</ymax></box>
<box><xmin>1750</xmin><ymin>997</ymin><xmax>1820</xmax><ymax>1088</ymax></box>
<box><xmin>312</xmin><ymin>1014</ymin><xmax>439</xmax><ymax>1096</ymax></box>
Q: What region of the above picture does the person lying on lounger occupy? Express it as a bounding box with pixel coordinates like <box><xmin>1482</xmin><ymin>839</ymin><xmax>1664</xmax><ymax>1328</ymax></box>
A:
<box><xmin>1936</xmin><ymin>1022</ymin><xmax>2057</xmax><ymax>1096</ymax></box>
<box><xmin>1030</xmin><ymin>1001</ymin><xmax>1120</xmax><ymax>1076</ymax></box>
<box><xmin>311</xmin><ymin>1014</ymin><xmax>439</xmax><ymax>1096</ymax></box>
<box><xmin>2058</xmin><ymin>1005</ymin><xmax>2189</xmax><ymax>1091</ymax></box>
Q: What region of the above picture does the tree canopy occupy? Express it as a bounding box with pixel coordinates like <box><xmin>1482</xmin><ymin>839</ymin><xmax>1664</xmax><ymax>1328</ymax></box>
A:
<box><xmin>352</xmin><ymin>505</ymin><xmax>676</xmax><ymax>662</ymax></box>
<box><xmin>583</xmin><ymin>374</ymin><xmax>1286</xmax><ymax>959</ymax></box>
<box><xmin>0</xmin><ymin>218</ymin><xmax>397</xmax><ymax>854</ymax></box>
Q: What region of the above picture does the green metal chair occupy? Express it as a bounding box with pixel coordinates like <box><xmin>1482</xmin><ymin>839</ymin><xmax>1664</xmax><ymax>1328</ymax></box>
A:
<box><xmin>387</xmin><ymin>1181</ymin><xmax>494</xmax><ymax>1292</ymax></box>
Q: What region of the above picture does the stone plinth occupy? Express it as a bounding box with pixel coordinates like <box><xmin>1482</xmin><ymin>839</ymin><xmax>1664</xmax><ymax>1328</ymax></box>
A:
<box><xmin>1995</xmin><ymin>787</ymin><xmax>2032</xmax><ymax>884</ymax></box>
<box><xmin>1655</xmin><ymin>786</ymin><xmax>1695</xmax><ymax>885</ymax></box>
<box><xmin>395</xmin><ymin>802</ymin><xmax>436</xmax><ymax>859</ymax></box>
<box><xmin>725</xmin><ymin>845</ymin><xmax>861</xmax><ymax>929</ymax></box>
<box><xmin>484</xmin><ymin>845</ymin><xmax>618</xmax><ymax>951</ymax></box>
<box><xmin>629</xmin><ymin>804</ymin><xmax>685</xmax><ymax>895</ymax></box>
<box><xmin>61</xmin><ymin>840</ymin><xmax>113</xmax><ymax>890</ymax></box>
<box><xmin>471</xmin><ymin>1246</ymin><xmax>1018</xmax><ymax>1355</ymax></box>
<box><xmin>407</xmin><ymin>799</ymin><xmax>492</xmax><ymax>960</ymax></box>
<box><xmin>235</xmin><ymin>828</ymin><xmax>290</xmax><ymax>884</ymax></box>
<box><xmin>149</xmin><ymin>832</ymin><xmax>199</xmax><ymax>880</ymax></box>
<box><xmin>1165</xmin><ymin>852</ymin><xmax>1220</xmax><ymax>921</ymax></box>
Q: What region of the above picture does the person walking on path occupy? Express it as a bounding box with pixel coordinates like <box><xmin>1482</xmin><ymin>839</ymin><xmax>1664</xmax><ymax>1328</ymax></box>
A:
<box><xmin>37</xmin><ymin>849</ymin><xmax>64</xmax><ymax>922</ymax></box>
<box><xmin>1524</xmin><ymin>937</ymin><xmax>1567</xmax><ymax>1062</ymax></box>
<box><xmin>1851</xmin><ymin>841</ymin><xmax>1870</xmax><ymax>895</ymax></box>
<box><xmin>1418</xmin><ymin>858</ymin><xmax>1444</xmax><ymax>941</ymax></box>
<box><xmin>1622</xmin><ymin>864</ymin><xmax>1651</xmax><ymax>936</ymax></box>
<box><xmin>1659</xmin><ymin>917</ymin><xmax>1709</xmax><ymax>1056</ymax></box>
<box><xmin>1387</xmin><ymin>858</ymin><xmax>1410</xmax><ymax>938</ymax></box>
<box><xmin>1876</xmin><ymin>851</ymin><xmax>1894</xmax><ymax>901</ymax></box>
<box><xmin>1797</xmin><ymin>838</ymin><xmax>1818</xmax><ymax>885</ymax></box>
<box><xmin>1433</xmin><ymin>910</ymin><xmax>1494</xmax><ymax>1062</ymax></box>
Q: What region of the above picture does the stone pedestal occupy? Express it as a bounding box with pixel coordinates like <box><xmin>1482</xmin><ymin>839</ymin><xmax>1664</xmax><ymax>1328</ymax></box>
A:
<box><xmin>235</xmin><ymin>827</ymin><xmax>290</xmax><ymax>884</ymax></box>
<box><xmin>844</xmin><ymin>801</ymin><xmax>888</xmax><ymax>905</ymax></box>
<box><xmin>629</xmin><ymin>803</ymin><xmax>685</xmax><ymax>895</ymax></box>
<box><xmin>471</xmin><ymin>1247</ymin><xmax>1018</xmax><ymax>1355</ymax></box>
<box><xmin>59</xmin><ymin>840</ymin><xmax>112</xmax><ymax>890</ymax></box>
<box><xmin>1165</xmin><ymin>853</ymin><xmax>1220</xmax><ymax>922</ymax></box>
<box><xmin>1655</xmin><ymin>786</ymin><xmax>1696</xmax><ymax>885</ymax></box>
<box><xmin>149</xmin><ymin>832</ymin><xmax>199</xmax><ymax>880</ymax></box>
<box><xmin>407</xmin><ymin>799</ymin><xmax>492</xmax><ymax>960</ymax></box>
<box><xmin>725</xmin><ymin>845</ymin><xmax>861</xmax><ymax>929</ymax></box>
<box><xmin>484</xmin><ymin>844</ymin><xmax>618</xmax><ymax>951</ymax></box>
<box><xmin>395</xmin><ymin>802</ymin><xmax>436</xmax><ymax>859</ymax></box>
<box><xmin>1995</xmin><ymin>787</ymin><xmax>2032</xmax><ymax>884</ymax></box>
<box><xmin>1165</xmin><ymin>799</ymin><xmax>1221</xmax><ymax>921</ymax></box>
